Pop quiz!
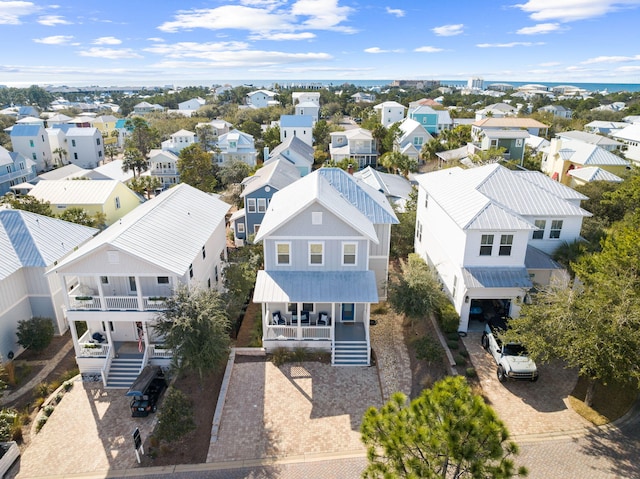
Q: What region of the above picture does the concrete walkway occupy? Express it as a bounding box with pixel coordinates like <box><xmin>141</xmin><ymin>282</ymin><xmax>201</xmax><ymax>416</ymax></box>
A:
<box><xmin>0</xmin><ymin>337</ymin><xmax>74</xmax><ymax>406</ymax></box>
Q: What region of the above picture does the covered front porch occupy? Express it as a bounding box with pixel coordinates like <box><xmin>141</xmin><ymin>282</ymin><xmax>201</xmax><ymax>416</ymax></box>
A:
<box><xmin>253</xmin><ymin>270</ymin><xmax>378</xmax><ymax>366</ymax></box>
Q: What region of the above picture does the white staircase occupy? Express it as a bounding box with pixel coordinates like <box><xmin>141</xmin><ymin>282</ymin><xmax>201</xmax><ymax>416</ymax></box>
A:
<box><xmin>106</xmin><ymin>357</ymin><xmax>143</xmax><ymax>388</ymax></box>
<box><xmin>333</xmin><ymin>340</ymin><xmax>369</xmax><ymax>366</ymax></box>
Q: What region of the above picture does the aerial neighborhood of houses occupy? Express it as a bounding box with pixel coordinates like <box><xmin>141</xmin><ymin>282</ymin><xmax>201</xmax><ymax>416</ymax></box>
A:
<box><xmin>1</xmin><ymin>76</ymin><xmax>640</xmax><ymax>392</ymax></box>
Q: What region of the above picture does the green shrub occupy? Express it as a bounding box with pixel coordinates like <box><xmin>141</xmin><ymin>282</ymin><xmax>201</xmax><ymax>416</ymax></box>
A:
<box><xmin>454</xmin><ymin>354</ymin><xmax>466</xmax><ymax>366</ymax></box>
<box><xmin>459</xmin><ymin>349</ymin><xmax>469</xmax><ymax>358</ymax></box>
<box><xmin>75</xmin><ymin>321</ymin><xmax>88</xmax><ymax>337</ymax></box>
<box><xmin>0</xmin><ymin>409</ymin><xmax>17</xmax><ymax>442</ymax></box>
<box><xmin>291</xmin><ymin>347</ymin><xmax>309</xmax><ymax>363</ymax></box>
<box><xmin>446</xmin><ymin>332</ymin><xmax>460</xmax><ymax>341</ymax></box>
<box><xmin>63</xmin><ymin>381</ymin><xmax>73</xmax><ymax>391</ymax></box>
<box><xmin>155</xmin><ymin>387</ymin><xmax>195</xmax><ymax>442</ymax></box>
<box><xmin>248</xmin><ymin>311</ymin><xmax>263</xmax><ymax>348</ymax></box>
<box><xmin>446</xmin><ymin>339</ymin><xmax>459</xmax><ymax>350</ymax></box>
<box><xmin>43</xmin><ymin>405</ymin><xmax>54</xmax><ymax>417</ymax></box>
<box><xmin>34</xmin><ymin>382</ymin><xmax>51</xmax><ymax>399</ymax></box>
<box><xmin>414</xmin><ymin>336</ymin><xmax>443</xmax><ymax>364</ymax></box>
<box><xmin>16</xmin><ymin>316</ymin><xmax>55</xmax><ymax>352</ymax></box>
<box><xmin>36</xmin><ymin>416</ymin><xmax>47</xmax><ymax>433</ymax></box>
<box><xmin>465</xmin><ymin>367</ymin><xmax>477</xmax><ymax>378</ymax></box>
<box><xmin>371</xmin><ymin>304</ymin><xmax>388</xmax><ymax>315</ymax></box>
<box><xmin>437</xmin><ymin>303</ymin><xmax>460</xmax><ymax>334</ymax></box>
<box><xmin>270</xmin><ymin>347</ymin><xmax>290</xmax><ymax>367</ymax></box>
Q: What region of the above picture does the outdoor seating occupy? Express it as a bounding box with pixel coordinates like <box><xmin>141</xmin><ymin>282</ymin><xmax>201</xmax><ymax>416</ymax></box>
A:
<box><xmin>317</xmin><ymin>312</ymin><xmax>330</xmax><ymax>326</ymax></box>
<box><xmin>291</xmin><ymin>311</ymin><xmax>310</xmax><ymax>325</ymax></box>
<box><xmin>272</xmin><ymin>311</ymin><xmax>286</xmax><ymax>325</ymax></box>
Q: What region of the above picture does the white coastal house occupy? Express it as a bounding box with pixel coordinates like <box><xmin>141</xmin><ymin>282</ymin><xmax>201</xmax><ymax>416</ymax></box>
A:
<box><xmin>161</xmin><ymin>129</ymin><xmax>196</xmax><ymax>155</ymax></box>
<box><xmin>9</xmin><ymin>124</ymin><xmax>51</xmax><ymax>172</ymax></box>
<box><xmin>46</xmin><ymin>184</ymin><xmax>230</xmax><ymax>387</ymax></box>
<box><xmin>0</xmin><ymin>208</ymin><xmax>97</xmax><ymax>362</ymax></box>
<box><xmin>610</xmin><ymin>124</ymin><xmax>640</xmax><ymax>165</ymax></box>
<box><xmin>329</xmin><ymin>128</ymin><xmax>377</xmax><ymax>168</ymax></box>
<box><xmin>215</xmin><ymin>129</ymin><xmax>257</xmax><ymax>167</ymax></box>
<box><xmin>246</xmin><ymin>90</ymin><xmax>278</xmax><ymax>109</ymax></box>
<box><xmin>374</xmin><ymin>101</ymin><xmax>406</xmax><ymax>126</ymax></box>
<box><xmin>66</xmin><ymin>127</ymin><xmax>104</xmax><ymax>169</ymax></box>
<box><xmin>414</xmin><ymin>164</ymin><xmax>592</xmax><ymax>332</ymax></box>
<box><xmin>0</xmin><ymin>147</ymin><xmax>36</xmax><ymax>196</ymax></box>
<box><xmin>280</xmin><ymin>115</ymin><xmax>314</xmax><ymax>147</ymax></box>
<box><xmin>252</xmin><ymin>168</ymin><xmax>398</xmax><ymax>365</ymax></box>
<box><xmin>148</xmin><ymin>149</ymin><xmax>180</xmax><ymax>191</ymax></box>
<box><xmin>395</xmin><ymin>118</ymin><xmax>433</xmax><ymax>162</ymax></box>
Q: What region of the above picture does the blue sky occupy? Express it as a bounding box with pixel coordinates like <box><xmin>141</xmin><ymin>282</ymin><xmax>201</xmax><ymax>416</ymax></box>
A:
<box><xmin>2</xmin><ymin>0</ymin><xmax>640</xmax><ymax>87</ymax></box>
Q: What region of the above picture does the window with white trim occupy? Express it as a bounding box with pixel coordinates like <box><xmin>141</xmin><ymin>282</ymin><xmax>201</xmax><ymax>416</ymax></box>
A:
<box><xmin>499</xmin><ymin>234</ymin><xmax>513</xmax><ymax>256</ymax></box>
<box><xmin>237</xmin><ymin>222</ymin><xmax>245</xmax><ymax>233</ymax></box>
<box><xmin>247</xmin><ymin>198</ymin><xmax>256</xmax><ymax>213</ymax></box>
<box><xmin>533</xmin><ymin>220</ymin><xmax>545</xmax><ymax>239</ymax></box>
<box><xmin>342</xmin><ymin>242</ymin><xmax>357</xmax><ymax>265</ymax></box>
<box><xmin>309</xmin><ymin>242</ymin><xmax>323</xmax><ymax>265</ymax></box>
<box><xmin>550</xmin><ymin>220</ymin><xmax>563</xmax><ymax>239</ymax></box>
<box><xmin>480</xmin><ymin>234</ymin><xmax>494</xmax><ymax>256</ymax></box>
<box><xmin>257</xmin><ymin>198</ymin><xmax>267</xmax><ymax>213</ymax></box>
<box><xmin>276</xmin><ymin>242</ymin><xmax>290</xmax><ymax>265</ymax></box>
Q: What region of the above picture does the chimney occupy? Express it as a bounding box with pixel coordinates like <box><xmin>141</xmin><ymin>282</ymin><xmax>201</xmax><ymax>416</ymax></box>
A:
<box><xmin>347</xmin><ymin>163</ymin><xmax>353</xmax><ymax>175</ymax></box>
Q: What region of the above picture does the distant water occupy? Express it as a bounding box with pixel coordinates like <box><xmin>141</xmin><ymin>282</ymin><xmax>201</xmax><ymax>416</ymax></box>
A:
<box><xmin>208</xmin><ymin>79</ymin><xmax>640</xmax><ymax>93</ymax></box>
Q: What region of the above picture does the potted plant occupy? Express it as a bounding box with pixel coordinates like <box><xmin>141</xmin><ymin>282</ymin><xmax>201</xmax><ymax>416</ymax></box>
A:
<box><xmin>75</xmin><ymin>296</ymin><xmax>93</xmax><ymax>301</ymax></box>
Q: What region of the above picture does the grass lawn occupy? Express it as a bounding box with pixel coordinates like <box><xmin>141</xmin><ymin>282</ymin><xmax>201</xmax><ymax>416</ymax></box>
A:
<box><xmin>569</xmin><ymin>377</ymin><xmax>638</xmax><ymax>426</ymax></box>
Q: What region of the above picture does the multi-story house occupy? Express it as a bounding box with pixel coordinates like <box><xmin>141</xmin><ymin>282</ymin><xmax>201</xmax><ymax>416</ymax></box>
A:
<box><xmin>329</xmin><ymin>128</ymin><xmax>377</xmax><ymax>168</ymax></box>
<box><xmin>92</xmin><ymin>115</ymin><xmax>119</xmax><ymax>146</ymax></box>
<box><xmin>252</xmin><ymin>168</ymin><xmax>398</xmax><ymax>365</ymax></box>
<box><xmin>47</xmin><ymin>184</ymin><xmax>230</xmax><ymax>387</ymax></box>
<box><xmin>28</xmin><ymin>179</ymin><xmax>142</xmax><ymax>226</ymax></box>
<box><xmin>280</xmin><ymin>115</ymin><xmax>314</xmax><ymax>147</ymax></box>
<box><xmin>538</xmin><ymin>105</ymin><xmax>573</xmax><ymax>119</ymax></box>
<box><xmin>556</xmin><ymin>131</ymin><xmax>623</xmax><ymax>152</ymax></box>
<box><xmin>471</xmin><ymin>118</ymin><xmax>549</xmax><ymax>141</ymax></box>
<box><xmin>611</xmin><ymin>124</ymin><xmax>640</xmax><ymax>166</ymax></box>
<box><xmin>395</xmin><ymin>118</ymin><xmax>433</xmax><ymax>162</ymax></box>
<box><xmin>194</xmin><ymin>119</ymin><xmax>232</xmax><ymax>150</ymax></box>
<box><xmin>148</xmin><ymin>149</ymin><xmax>180</xmax><ymax>191</ymax></box>
<box><xmin>0</xmin><ymin>208</ymin><xmax>97</xmax><ymax>362</ymax></box>
<box><xmin>292</xmin><ymin>92</ymin><xmax>320</xmax><ymax>123</ymax></box>
<box><xmin>414</xmin><ymin>164</ymin><xmax>591</xmax><ymax>333</ymax></box>
<box><xmin>66</xmin><ymin>127</ymin><xmax>104</xmax><ymax>169</ymax></box>
<box><xmin>0</xmin><ymin>146</ymin><xmax>36</xmax><ymax>195</ymax></box>
<box><xmin>246</xmin><ymin>90</ymin><xmax>278</xmax><ymax>109</ymax></box>
<box><xmin>231</xmin><ymin>158</ymin><xmax>301</xmax><ymax>245</ymax></box>
<box><xmin>373</xmin><ymin>101</ymin><xmax>406</xmax><ymax>126</ymax></box>
<box><xmin>215</xmin><ymin>129</ymin><xmax>257</xmax><ymax>167</ymax></box>
<box><xmin>178</xmin><ymin>97</ymin><xmax>205</xmax><ymax>112</ymax></box>
<box><xmin>470</xmin><ymin>128</ymin><xmax>529</xmax><ymax>165</ymax></box>
<box><xmin>266</xmin><ymin>135</ymin><xmax>314</xmax><ymax>176</ymax></box>
<box><xmin>407</xmin><ymin>105</ymin><xmax>452</xmax><ymax>135</ymax></box>
<box><xmin>9</xmin><ymin>123</ymin><xmax>51</xmax><ymax>172</ymax></box>
<box><xmin>160</xmin><ymin>129</ymin><xmax>196</xmax><ymax>155</ymax></box>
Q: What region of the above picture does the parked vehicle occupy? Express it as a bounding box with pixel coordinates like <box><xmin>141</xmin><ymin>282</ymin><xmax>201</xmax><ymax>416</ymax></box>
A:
<box><xmin>127</xmin><ymin>366</ymin><xmax>167</xmax><ymax>417</ymax></box>
<box><xmin>481</xmin><ymin>317</ymin><xmax>538</xmax><ymax>382</ymax></box>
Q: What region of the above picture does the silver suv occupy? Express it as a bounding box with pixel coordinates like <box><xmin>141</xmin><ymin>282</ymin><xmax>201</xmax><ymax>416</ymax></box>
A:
<box><xmin>481</xmin><ymin>317</ymin><xmax>538</xmax><ymax>382</ymax></box>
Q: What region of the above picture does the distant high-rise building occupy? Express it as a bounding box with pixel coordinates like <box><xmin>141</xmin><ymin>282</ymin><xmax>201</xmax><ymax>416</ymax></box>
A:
<box><xmin>468</xmin><ymin>77</ymin><xmax>484</xmax><ymax>90</ymax></box>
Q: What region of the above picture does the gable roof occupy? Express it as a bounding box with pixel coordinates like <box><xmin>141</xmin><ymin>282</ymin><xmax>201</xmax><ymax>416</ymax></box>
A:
<box><xmin>557</xmin><ymin>130</ymin><xmax>623</xmax><ymax>148</ymax></box>
<box><xmin>89</xmin><ymin>160</ymin><xmax>135</xmax><ymax>182</ymax></box>
<box><xmin>374</xmin><ymin>101</ymin><xmax>405</xmax><ymax>110</ymax></box>
<box><xmin>567</xmin><ymin>166</ymin><xmax>623</xmax><ymax>183</ymax></box>
<box><xmin>353</xmin><ymin>166</ymin><xmax>412</xmax><ymax>201</ymax></box>
<box><xmin>415</xmin><ymin>164</ymin><xmax>591</xmax><ymax>231</ymax></box>
<box><xmin>10</xmin><ymin>124</ymin><xmax>43</xmax><ymax>136</ymax></box>
<box><xmin>398</xmin><ymin>118</ymin><xmax>433</xmax><ymax>141</ymax></box>
<box><xmin>171</xmin><ymin>129</ymin><xmax>195</xmax><ymax>137</ymax></box>
<box><xmin>38</xmin><ymin>164</ymin><xmax>89</xmax><ymax>181</ymax></box>
<box><xmin>29</xmin><ymin>179</ymin><xmax>132</xmax><ymax>205</ymax></box>
<box><xmin>554</xmin><ymin>139</ymin><xmax>629</xmax><ymax>167</ymax></box>
<box><xmin>240</xmin><ymin>159</ymin><xmax>300</xmax><ymax>197</ymax></box>
<box><xmin>50</xmin><ymin>184</ymin><xmax>230</xmax><ymax>276</ymax></box>
<box><xmin>0</xmin><ymin>208</ymin><xmax>97</xmax><ymax>280</ymax></box>
<box><xmin>611</xmin><ymin>124</ymin><xmax>640</xmax><ymax>142</ymax></box>
<box><xmin>268</xmin><ymin>136</ymin><xmax>314</xmax><ymax>164</ymax></box>
<box><xmin>473</xmin><ymin>117</ymin><xmax>548</xmax><ymax>129</ymax></box>
<box><xmin>280</xmin><ymin>115</ymin><xmax>313</xmax><ymax>128</ymax></box>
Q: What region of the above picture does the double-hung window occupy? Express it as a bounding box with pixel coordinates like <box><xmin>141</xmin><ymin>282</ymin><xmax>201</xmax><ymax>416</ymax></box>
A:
<box><xmin>257</xmin><ymin>198</ymin><xmax>267</xmax><ymax>213</ymax></box>
<box><xmin>276</xmin><ymin>242</ymin><xmax>290</xmax><ymax>265</ymax></box>
<box><xmin>342</xmin><ymin>242</ymin><xmax>357</xmax><ymax>265</ymax></box>
<box><xmin>479</xmin><ymin>234</ymin><xmax>494</xmax><ymax>256</ymax></box>
<box><xmin>533</xmin><ymin>220</ymin><xmax>545</xmax><ymax>239</ymax></box>
<box><xmin>550</xmin><ymin>220</ymin><xmax>563</xmax><ymax>239</ymax></box>
<box><xmin>309</xmin><ymin>242</ymin><xmax>323</xmax><ymax>265</ymax></box>
<box><xmin>247</xmin><ymin>198</ymin><xmax>256</xmax><ymax>213</ymax></box>
<box><xmin>499</xmin><ymin>234</ymin><xmax>513</xmax><ymax>256</ymax></box>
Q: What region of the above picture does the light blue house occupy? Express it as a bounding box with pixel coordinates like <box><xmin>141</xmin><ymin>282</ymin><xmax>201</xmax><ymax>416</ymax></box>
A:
<box><xmin>252</xmin><ymin>168</ymin><xmax>398</xmax><ymax>365</ymax></box>
<box><xmin>266</xmin><ymin>135</ymin><xmax>314</xmax><ymax>176</ymax></box>
<box><xmin>408</xmin><ymin>105</ymin><xmax>452</xmax><ymax>135</ymax></box>
<box><xmin>0</xmin><ymin>146</ymin><xmax>36</xmax><ymax>196</ymax></box>
<box><xmin>232</xmin><ymin>158</ymin><xmax>301</xmax><ymax>245</ymax></box>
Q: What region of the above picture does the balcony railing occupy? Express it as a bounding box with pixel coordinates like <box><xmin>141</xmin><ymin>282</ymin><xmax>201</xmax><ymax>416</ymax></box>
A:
<box><xmin>265</xmin><ymin>325</ymin><xmax>331</xmax><ymax>341</ymax></box>
<box><xmin>69</xmin><ymin>295</ymin><xmax>168</xmax><ymax>311</ymax></box>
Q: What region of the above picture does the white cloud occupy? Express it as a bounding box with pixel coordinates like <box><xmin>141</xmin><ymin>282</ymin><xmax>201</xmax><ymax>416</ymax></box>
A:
<box><xmin>516</xmin><ymin>22</ymin><xmax>561</xmax><ymax>34</ymax></box>
<box><xmin>539</xmin><ymin>61</ymin><xmax>561</xmax><ymax>66</ymax></box>
<box><xmin>414</xmin><ymin>46</ymin><xmax>444</xmax><ymax>53</ymax></box>
<box><xmin>386</xmin><ymin>7</ymin><xmax>405</xmax><ymax>17</ymax></box>
<box><xmin>515</xmin><ymin>0</ymin><xmax>640</xmax><ymax>22</ymax></box>
<box><xmin>144</xmin><ymin>41</ymin><xmax>250</xmax><ymax>56</ymax></box>
<box><xmin>364</xmin><ymin>47</ymin><xmax>403</xmax><ymax>54</ymax></box>
<box><xmin>37</xmin><ymin>14</ymin><xmax>71</xmax><ymax>26</ymax></box>
<box><xmin>159</xmin><ymin>0</ymin><xmax>354</xmax><ymax>35</ymax></box>
<box><xmin>250</xmin><ymin>31</ymin><xmax>315</xmax><ymax>40</ymax></box>
<box><xmin>617</xmin><ymin>65</ymin><xmax>640</xmax><ymax>72</ymax></box>
<box><xmin>33</xmin><ymin>35</ymin><xmax>73</xmax><ymax>44</ymax></box>
<box><xmin>93</xmin><ymin>36</ymin><xmax>122</xmax><ymax>45</ymax></box>
<box><xmin>78</xmin><ymin>47</ymin><xmax>142</xmax><ymax>59</ymax></box>
<box><xmin>432</xmin><ymin>24</ymin><xmax>463</xmax><ymax>36</ymax></box>
<box><xmin>0</xmin><ymin>1</ymin><xmax>40</xmax><ymax>24</ymax></box>
<box><xmin>147</xmin><ymin>37</ymin><xmax>165</xmax><ymax>42</ymax></box>
<box><xmin>476</xmin><ymin>41</ymin><xmax>544</xmax><ymax>48</ymax></box>
<box><xmin>582</xmin><ymin>54</ymin><xmax>640</xmax><ymax>64</ymax></box>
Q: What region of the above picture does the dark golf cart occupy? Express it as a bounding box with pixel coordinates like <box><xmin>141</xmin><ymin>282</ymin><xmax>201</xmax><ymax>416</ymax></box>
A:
<box><xmin>126</xmin><ymin>366</ymin><xmax>167</xmax><ymax>417</ymax></box>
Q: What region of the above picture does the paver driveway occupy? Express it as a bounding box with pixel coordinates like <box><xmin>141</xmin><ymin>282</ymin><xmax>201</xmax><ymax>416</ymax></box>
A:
<box><xmin>463</xmin><ymin>332</ymin><xmax>591</xmax><ymax>437</ymax></box>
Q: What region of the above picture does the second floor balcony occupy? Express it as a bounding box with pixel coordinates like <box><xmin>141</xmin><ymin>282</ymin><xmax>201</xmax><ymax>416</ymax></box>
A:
<box><xmin>67</xmin><ymin>278</ymin><xmax>172</xmax><ymax>312</ymax></box>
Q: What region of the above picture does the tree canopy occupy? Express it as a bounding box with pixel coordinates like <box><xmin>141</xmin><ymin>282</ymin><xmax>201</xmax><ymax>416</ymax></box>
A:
<box><xmin>361</xmin><ymin>376</ymin><xmax>527</xmax><ymax>479</ymax></box>
<box><xmin>122</xmin><ymin>147</ymin><xmax>148</xmax><ymax>178</ymax></box>
<box><xmin>177</xmin><ymin>144</ymin><xmax>218</xmax><ymax>193</ymax></box>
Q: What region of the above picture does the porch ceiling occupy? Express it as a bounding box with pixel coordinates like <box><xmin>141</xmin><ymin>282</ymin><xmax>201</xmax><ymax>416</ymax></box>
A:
<box><xmin>253</xmin><ymin>270</ymin><xmax>378</xmax><ymax>303</ymax></box>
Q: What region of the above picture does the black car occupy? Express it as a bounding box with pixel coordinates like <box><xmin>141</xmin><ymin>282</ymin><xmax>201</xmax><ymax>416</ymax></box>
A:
<box><xmin>128</xmin><ymin>367</ymin><xmax>167</xmax><ymax>417</ymax></box>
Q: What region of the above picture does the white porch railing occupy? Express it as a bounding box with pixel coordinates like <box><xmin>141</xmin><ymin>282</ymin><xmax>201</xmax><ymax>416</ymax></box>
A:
<box><xmin>151</xmin><ymin>345</ymin><xmax>173</xmax><ymax>359</ymax></box>
<box><xmin>68</xmin><ymin>295</ymin><xmax>168</xmax><ymax>311</ymax></box>
<box><xmin>105</xmin><ymin>296</ymin><xmax>139</xmax><ymax>310</ymax></box>
<box><xmin>79</xmin><ymin>343</ymin><xmax>109</xmax><ymax>357</ymax></box>
<box><xmin>265</xmin><ymin>325</ymin><xmax>331</xmax><ymax>340</ymax></box>
<box><xmin>100</xmin><ymin>345</ymin><xmax>113</xmax><ymax>387</ymax></box>
<box><xmin>70</xmin><ymin>296</ymin><xmax>102</xmax><ymax>310</ymax></box>
<box><xmin>302</xmin><ymin>326</ymin><xmax>331</xmax><ymax>340</ymax></box>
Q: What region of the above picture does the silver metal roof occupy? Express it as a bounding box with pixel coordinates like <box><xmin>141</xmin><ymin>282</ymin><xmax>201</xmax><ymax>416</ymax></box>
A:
<box><xmin>568</xmin><ymin>166</ymin><xmax>623</xmax><ymax>183</ymax></box>
<box><xmin>524</xmin><ymin>245</ymin><xmax>563</xmax><ymax>270</ymax></box>
<box><xmin>462</xmin><ymin>267</ymin><xmax>533</xmax><ymax>289</ymax></box>
<box><xmin>240</xmin><ymin>158</ymin><xmax>300</xmax><ymax>197</ymax></box>
<box><xmin>253</xmin><ymin>270</ymin><xmax>378</xmax><ymax>303</ymax></box>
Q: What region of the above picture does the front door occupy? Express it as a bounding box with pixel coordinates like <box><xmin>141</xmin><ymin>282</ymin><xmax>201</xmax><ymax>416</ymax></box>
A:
<box><xmin>341</xmin><ymin>303</ymin><xmax>354</xmax><ymax>322</ymax></box>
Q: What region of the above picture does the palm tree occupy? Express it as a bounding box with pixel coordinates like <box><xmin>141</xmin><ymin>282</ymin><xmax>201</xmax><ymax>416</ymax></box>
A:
<box><xmin>52</xmin><ymin>147</ymin><xmax>67</xmax><ymax>167</ymax></box>
<box><xmin>130</xmin><ymin>175</ymin><xmax>162</xmax><ymax>199</ymax></box>
<box><xmin>122</xmin><ymin>147</ymin><xmax>148</xmax><ymax>178</ymax></box>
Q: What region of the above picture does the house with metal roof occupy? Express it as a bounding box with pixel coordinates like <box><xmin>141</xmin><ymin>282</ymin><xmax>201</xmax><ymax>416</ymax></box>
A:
<box><xmin>610</xmin><ymin>123</ymin><xmax>640</xmax><ymax>166</ymax></box>
<box><xmin>46</xmin><ymin>183</ymin><xmax>230</xmax><ymax>387</ymax></box>
<box><xmin>246</xmin><ymin>89</ymin><xmax>278</xmax><ymax>109</ymax></box>
<box><xmin>329</xmin><ymin>128</ymin><xmax>377</xmax><ymax>168</ymax></box>
<box><xmin>353</xmin><ymin>166</ymin><xmax>413</xmax><ymax>213</ymax></box>
<box><xmin>414</xmin><ymin>164</ymin><xmax>591</xmax><ymax>332</ymax></box>
<box><xmin>66</xmin><ymin>127</ymin><xmax>104</xmax><ymax>169</ymax></box>
<box><xmin>395</xmin><ymin>118</ymin><xmax>433</xmax><ymax>162</ymax></box>
<box><xmin>215</xmin><ymin>129</ymin><xmax>257</xmax><ymax>167</ymax></box>
<box><xmin>407</xmin><ymin>105</ymin><xmax>452</xmax><ymax>135</ymax></box>
<box><xmin>567</xmin><ymin>166</ymin><xmax>623</xmax><ymax>187</ymax></box>
<box><xmin>542</xmin><ymin>138</ymin><xmax>630</xmax><ymax>185</ymax></box>
<box><xmin>28</xmin><ymin>179</ymin><xmax>142</xmax><ymax>226</ymax></box>
<box><xmin>556</xmin><ymin>130</ymin><xmax>623</xmax><ymax>152</ymax></box>
<box><xmin>9</xmin><ymin>123</ymin><xmax>51</xmax><ymax>172</ymax></box>
<box><xmin>147</xmin><ymin>149</ymin><xmax>180</xmax><ymax>191</ymax></box>
<box><xmin>0</xmin><ymin>146</ymin><xmax>36</xmax><ymax>196</ymax></box>
<box><xmin>373</xmin><ymin>101</ymin><xmax>406</xmax><ymax>126</ymax></box>
<box><xmin>252</xmin><ymin>168</ymin><xmax>398</xmax><ymax>365</ymax></box>
<box><xmin>266</xmin><ymin>135</ymin><xmax>314</xmax><ymax>176</ymax></box>
<box><xmin>471</xmin><ymin>117</ymin><xmax>549</xmax><ymax>140</ymax></box>
<box><xmin>160</xmin><ymin>129</ymin><xmax>196</xmax><ymax>154</ymax></box>
<box><xmin>279</xmin><ymin>115</ymin><xmax>314</xmax><ymax>147</ymax></box>
<box><xmin>0</xmin><ymin>208</ymin><xmax>97</xmax><ymax>362</ymax></box>
<box><xmin>231</xmin><ymin>158</ymin><xmax>301</xmax><ymax>245</ymax></box>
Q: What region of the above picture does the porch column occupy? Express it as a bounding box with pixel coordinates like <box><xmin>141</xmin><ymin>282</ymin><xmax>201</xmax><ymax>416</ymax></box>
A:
<box><xmin>142</xmin><ymin>321</ymin><xmax>150</xmax><ymax>350</ymax></box>
<box><xmin>104</xmin><ymin>322</ymin><xmax>115</xmax><ymax>358</ymax></box>
<box><xmin>331</xmin><ymin>302</ymin><xmax>336</xmax><ymax>341</ymax></box>
<box><xmin>262</xmin><ymin>303</ymin><xmax>267</xmax><ymax>341</ymax></box>
<box><xmin>95</xmin><ymin>275</ymin><xmax>106</xmax><ymax>311</ymax></box>
<box><xmin>135</xmin><ymin>276</ymin><xmax>143</xmax><ymax>311</ymax></box>
<box><xmin>297</xmin><ymin>302</ymin><xmax>302</xmax><ymax>340</ymax></box>
<box><xmin>59</xmin><ymin>274</ymin><xmax>71</xmax><ymax>312</ymax></box>
<box><xmin>68</xmin><ymin>319</ymin><xmax>81</xmax><ymax>357</ymax></box>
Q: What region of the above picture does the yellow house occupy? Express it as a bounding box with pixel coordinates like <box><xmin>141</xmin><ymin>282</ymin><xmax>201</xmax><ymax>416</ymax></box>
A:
<box><xmin>542</xmin><ymin>138</ymin><xmax>630</xmax><ymax>186</ymax></box>
<box><xmin>93</xmin><ymin>115</ymin><xmax>120</xmax><ymax>146</ymax></box>
<box><xmin>28</xmin><ymin>179</ymin><xmax>142</xmax><ymax>225</ymax></box>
